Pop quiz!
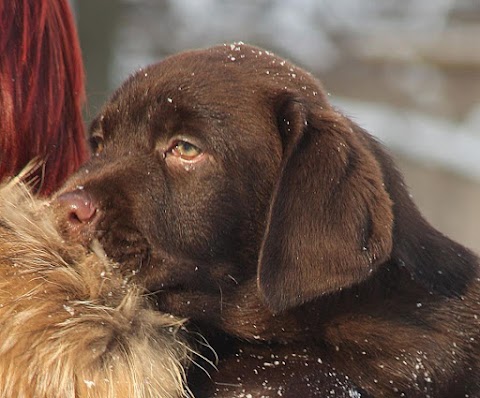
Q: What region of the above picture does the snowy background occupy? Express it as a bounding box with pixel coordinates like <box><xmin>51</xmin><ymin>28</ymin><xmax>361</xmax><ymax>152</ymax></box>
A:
<box><xmin>73</xmin><ymin>0</ymin><xmax>480</xmax><ymax>251</ymax></box>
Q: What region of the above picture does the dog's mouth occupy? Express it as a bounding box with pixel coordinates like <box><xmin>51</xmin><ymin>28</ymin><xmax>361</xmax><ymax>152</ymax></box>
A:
<box><xmin>53</xmin><ymin>206</ymin><xmax>151</xmax><ymax>280</ymax></box>
<box><xmin>87</xmin><ymin>222</ymin><xmax>153</xmax><ymax>278</ymax></box>
<box><xmin>52</xmin><ymin>189</ymin><xmax>155</xmax><ymax>278</ymax></box>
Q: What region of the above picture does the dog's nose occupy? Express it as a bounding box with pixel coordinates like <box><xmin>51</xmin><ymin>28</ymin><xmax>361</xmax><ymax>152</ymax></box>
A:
<box><xmin>55</xmin><ymin>190</ymin><xmax>98</xmax><ymax>227</ymax></box>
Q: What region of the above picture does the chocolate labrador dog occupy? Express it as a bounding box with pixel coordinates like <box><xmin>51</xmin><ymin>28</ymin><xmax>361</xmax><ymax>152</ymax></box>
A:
<box><xmin>55</xmin><ymin>43</ymin><xmax>480</xmax><ymax>397</ymax></box>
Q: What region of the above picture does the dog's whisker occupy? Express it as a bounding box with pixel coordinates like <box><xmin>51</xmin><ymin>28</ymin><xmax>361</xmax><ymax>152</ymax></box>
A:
<box><xmin>227</xmin><ymin>274</ymin><xmax>239</xmax><ymax>285</ymax></box>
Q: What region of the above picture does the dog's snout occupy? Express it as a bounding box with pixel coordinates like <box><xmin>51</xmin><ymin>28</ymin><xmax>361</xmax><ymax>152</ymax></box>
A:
<box><xmin>55</xmin><ymin>190</ymin><xmax>98</xmax><ymax>229</ymax></box>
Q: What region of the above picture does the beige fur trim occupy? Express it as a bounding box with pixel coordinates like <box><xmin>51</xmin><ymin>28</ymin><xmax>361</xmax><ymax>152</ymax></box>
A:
<box><xmin>0</xmin><ymin>179</ymin><xmax>192</xmax><ymax>398</ymax></box>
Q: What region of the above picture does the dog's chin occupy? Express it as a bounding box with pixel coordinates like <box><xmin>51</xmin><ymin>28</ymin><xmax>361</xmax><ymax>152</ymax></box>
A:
<box><xmin>55</xmin><ymin>221</ymin><xmax>153</xmax><ymax>280</ymax></box>
<box><xmin>96</xmin><ymin>232</ymin><xmax>152</xmax><ymax>276</ymax></box>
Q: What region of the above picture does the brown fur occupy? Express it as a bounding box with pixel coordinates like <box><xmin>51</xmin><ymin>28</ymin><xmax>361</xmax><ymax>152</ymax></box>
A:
<box><xmin>0</xmin><ymin>175</ymin><xmax>191</xmax><ymax>397</ymax></box>
<box><xmin>55</xmin><ymin>44</ymin><xmax>480</xmax><ymax>397</ymax></box>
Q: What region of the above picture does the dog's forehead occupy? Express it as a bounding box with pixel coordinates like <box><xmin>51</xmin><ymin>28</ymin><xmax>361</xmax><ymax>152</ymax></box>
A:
<box><xmin>109</xmin><ymin>43</ymin><xmax>324</xmax><ymax>116</ymax></box>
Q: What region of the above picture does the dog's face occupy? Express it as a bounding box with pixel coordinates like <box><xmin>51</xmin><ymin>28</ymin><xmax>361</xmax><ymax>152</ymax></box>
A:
<box><xmin>55</xmin><ymin>44</ymin><xmax>394</xmax><ymax>326</ymax></box>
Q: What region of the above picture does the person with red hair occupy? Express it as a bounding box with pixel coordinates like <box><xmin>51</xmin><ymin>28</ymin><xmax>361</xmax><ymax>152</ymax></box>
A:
<box><xmin>0</xmin><ymin>0</ymin><xmax>88</xmax><ymax>196</ymax></box>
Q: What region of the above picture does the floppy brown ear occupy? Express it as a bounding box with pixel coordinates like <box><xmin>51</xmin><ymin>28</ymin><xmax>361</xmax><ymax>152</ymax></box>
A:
<box><xmin>258</xmin><ymin>95</ymin><xmax>394</xmax><ymax>313</ymax></box>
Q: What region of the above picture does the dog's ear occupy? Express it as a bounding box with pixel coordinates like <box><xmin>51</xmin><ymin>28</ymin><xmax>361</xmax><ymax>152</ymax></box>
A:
<box><xmin>258</xmin><ymin>94</ymin><xmax>394</xmax><ymax>313</ymax></box>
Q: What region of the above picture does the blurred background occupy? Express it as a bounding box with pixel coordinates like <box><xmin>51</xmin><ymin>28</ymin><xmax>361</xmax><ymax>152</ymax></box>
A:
<box><xmin>73</xmin><ymin>0</ymin><xmax>480</xmax><ymax>252</ymax></box>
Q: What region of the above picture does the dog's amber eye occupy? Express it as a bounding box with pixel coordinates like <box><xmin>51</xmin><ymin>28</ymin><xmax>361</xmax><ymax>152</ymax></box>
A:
<box><xmin>170</xmin><ymin>140</ymin><xmax>202</xmax><ymax>160</ymax></box>
<box><xmin>89</xmin><ymin>134</ymin><xmax>104</xmax><ymax>155</ymax></box>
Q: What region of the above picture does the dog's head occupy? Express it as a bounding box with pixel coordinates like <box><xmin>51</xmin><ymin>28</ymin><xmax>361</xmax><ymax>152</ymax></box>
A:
<box><xmin>56</xmin><ymin>43</ymin><xmax>466</xmax><ymax>320</ymax></box>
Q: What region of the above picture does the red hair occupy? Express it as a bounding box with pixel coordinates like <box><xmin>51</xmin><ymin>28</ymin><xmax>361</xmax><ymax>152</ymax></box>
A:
<box><xmin>0</xmin><ymin>0</ymin><xmax>87</xmax><ymax>196</ymax></box>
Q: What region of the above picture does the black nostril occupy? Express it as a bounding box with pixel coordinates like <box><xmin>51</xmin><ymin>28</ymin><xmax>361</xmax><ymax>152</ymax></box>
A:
<box><xmin>55</xmin><ymin>190</ymin><xmax>98</xmax><ymax>226</ymax></box>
